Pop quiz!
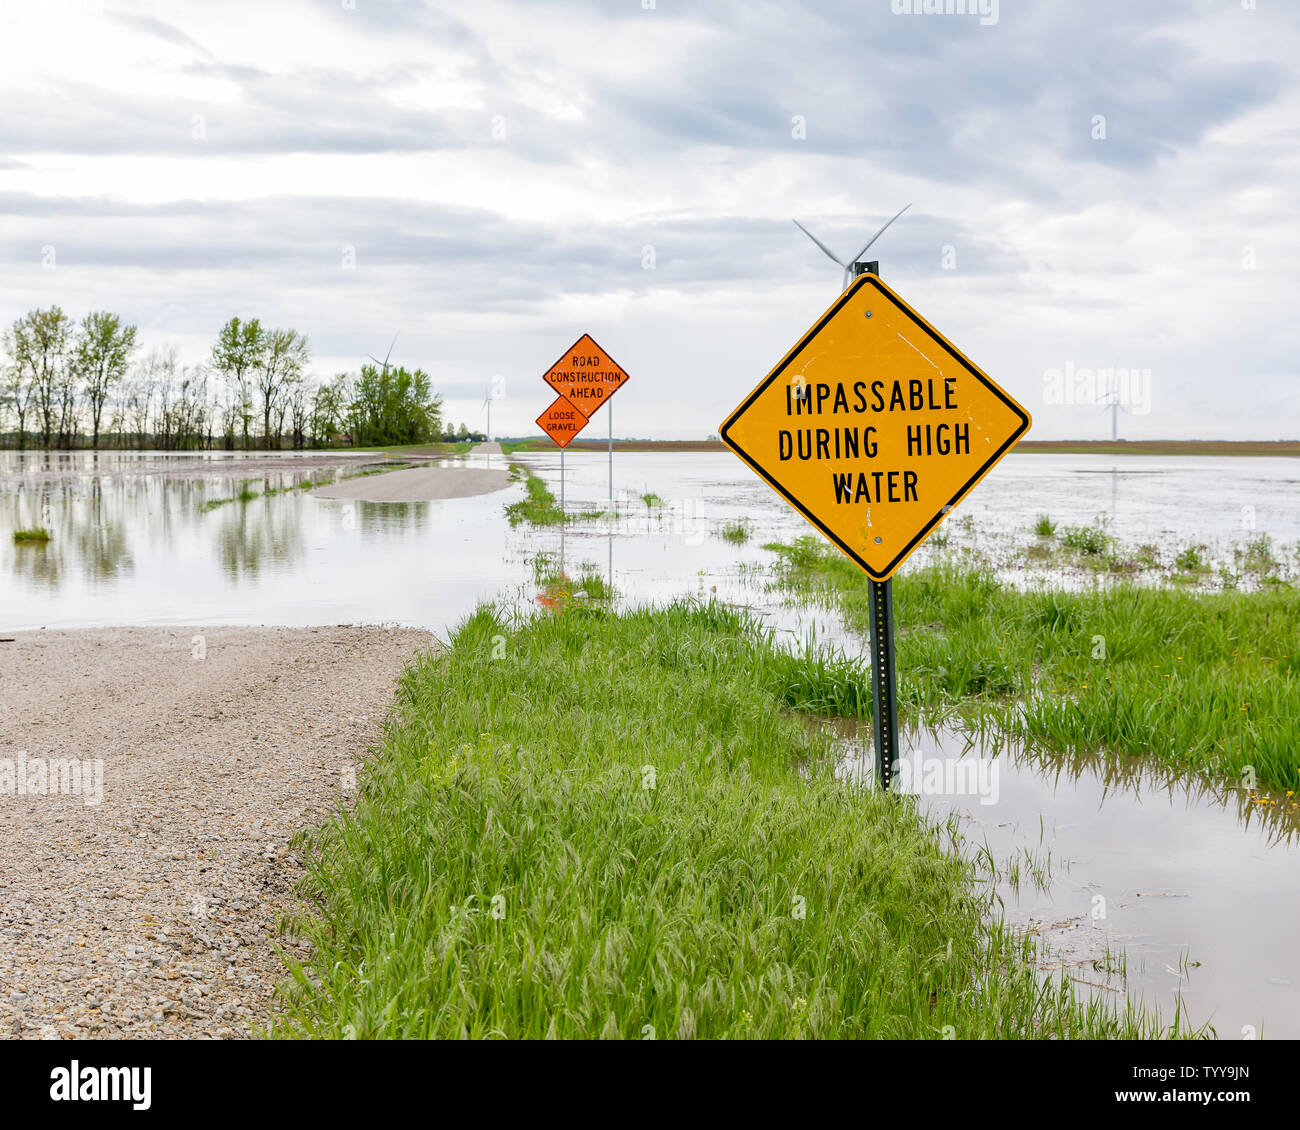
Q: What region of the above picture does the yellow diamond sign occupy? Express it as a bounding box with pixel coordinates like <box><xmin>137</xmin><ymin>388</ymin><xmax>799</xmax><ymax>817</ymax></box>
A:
<box><xmin>720</xmin><ymin>273</ymin><xmax>1030</xmax><ymax>581</ymax></box>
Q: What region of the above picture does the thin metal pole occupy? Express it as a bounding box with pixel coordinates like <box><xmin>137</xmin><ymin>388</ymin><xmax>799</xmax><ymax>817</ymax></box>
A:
<box><xmin>560</xmin><ymin>446</ymin><xmax>566</xmax><ymax>576</ymax></box>
<box><xmin>853</xmin><ymin>257</ymin><xmax>897</xmax><ymax>791</ymax></box>
<box><xmin>867</xmin><ymin>578</ymin><xmax>899</xmax><ymax>791</ymax></box>
<box><xmin>608</xmin><ymin>402</ymin><xmax>613</xmax><ymax>503</ymax></box>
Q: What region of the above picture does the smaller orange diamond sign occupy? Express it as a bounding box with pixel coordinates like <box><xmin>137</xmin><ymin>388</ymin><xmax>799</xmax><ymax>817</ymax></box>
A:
<box><xmin>542</xmin><ymin>333</ymin><xmax>629</xmax><ymax>417</ymax></box>
<box><xmin>536</xmin><ymin>394</ymin><xmax>589</xmax><ymax>449</ymax></box>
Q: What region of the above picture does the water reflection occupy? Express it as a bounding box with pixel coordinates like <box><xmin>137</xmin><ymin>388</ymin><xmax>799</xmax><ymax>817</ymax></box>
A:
<box><xmin>213</xmin><ymin>496</ymin><xmax>308</xmax><ymax>581</ymax></box>
<box><xmin>818</xmin><ymin>720</ymin><xmax>1300</xmax><ymax>1038</ymax></box>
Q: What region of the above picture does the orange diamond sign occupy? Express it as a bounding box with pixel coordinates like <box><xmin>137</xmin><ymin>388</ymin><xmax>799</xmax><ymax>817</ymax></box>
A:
<box><xmin>536</xmin><ymin>394</ymin><xmax>589</xmax><ymax>449</ymax></box>
<box><xmin>720</xmin><ymin>273</ymin><xmax>1030</xmax><ymax>581</ymax></box>
<box><xmin>542</xmin><ymin>333</ymin><xmax>629</xmax><ymax>417</ymax></box>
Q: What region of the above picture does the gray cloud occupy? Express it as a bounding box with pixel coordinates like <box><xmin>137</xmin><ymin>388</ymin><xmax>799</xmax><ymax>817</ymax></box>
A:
<box><xmin>0</xmin><ymin>0</ymin><xmax>1296</xmax><ymax>438</ymax></box>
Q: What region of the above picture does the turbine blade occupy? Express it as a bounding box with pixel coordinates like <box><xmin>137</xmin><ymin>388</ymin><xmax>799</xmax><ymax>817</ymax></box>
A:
<box><xmin>384</xmin><ymin>333</ymin><xmax>398</xmax><ymax>367</ymax></box>
<box><xmin>849</xmin><ymin>203</ymin><xmax>912</xmax><ymax>264</ymax></box>
<box><xmin>793</xmin><ymin>219</ymin><xmax>847</xmax><ymax>268</ymax></box>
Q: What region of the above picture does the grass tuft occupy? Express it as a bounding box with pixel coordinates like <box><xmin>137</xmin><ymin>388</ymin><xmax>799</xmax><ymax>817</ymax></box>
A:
<box><xmin>717</xmin><ymin>519</ymin><xmax>751</xmax><ymax>544</ymax></box>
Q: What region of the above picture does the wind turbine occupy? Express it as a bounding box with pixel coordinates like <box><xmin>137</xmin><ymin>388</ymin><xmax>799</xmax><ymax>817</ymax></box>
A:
<box><xmin>1098</xmin><ymin>388</ymin><xmax>1129</xmax><ymax>442</ymax></box>
<box><xmin>793</xmin><ymin>203</ymin><xmax>912</xmax><ymax>291</ymax></box>
<box><xmin>481</xmin><ymin>378</ymin><xmax>506</xmax><ymax>442</ymax></box>
<box><xmin>367</xmin><ymin>333</ymin><xmax>399</xmax><ymax>375</ymax></box>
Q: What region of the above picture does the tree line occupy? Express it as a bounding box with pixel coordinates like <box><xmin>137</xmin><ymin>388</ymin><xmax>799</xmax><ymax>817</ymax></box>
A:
<box><xmin>0</xmin><ymin>306</ymin><xmax>472</xmax><ymax>450</ymax></box>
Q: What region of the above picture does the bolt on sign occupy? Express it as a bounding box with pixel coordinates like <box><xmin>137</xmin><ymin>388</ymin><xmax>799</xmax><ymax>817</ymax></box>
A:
<box><xmin>536</xmin><ymin>394</ymin><xmax>589</xmax><ymax>448</ymax></box>
<box><xmin>542</xmin><ymin>333</ymin><xmax>629</xmax><ymax>416</ymax></box>
<box><xmin>720</xmin><ymin>273</ymin><xmax>1030</xmax><ymax>580</ymax></box>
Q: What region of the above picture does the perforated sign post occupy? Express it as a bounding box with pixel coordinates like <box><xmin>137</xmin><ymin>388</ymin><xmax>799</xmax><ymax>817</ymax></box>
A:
<box><xmin>719</xmin><ymin>262</ymin><xmax>1030</xmax><ymax>789</ymax></box>
<box><xmin>535</xmin><ymin>394</ymin><xmax>588</xmax><ymax>517</ymax></box>
<box><xmin>543</xmin><ymin>333</ymin><xmax>629</xmax><ymax>503</ymax></box>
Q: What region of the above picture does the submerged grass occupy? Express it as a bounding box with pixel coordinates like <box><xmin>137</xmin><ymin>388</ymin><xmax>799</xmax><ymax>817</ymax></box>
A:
<box><xmin>534</xmin><ymin>560</ymin><xmax>616</xmax><ymax>605</ymax></box>
<box><xmin>505</xmin><ymin>464</ymin><xmax>566</xmax><ymax>526</ymax></box>
<box><xmin>273</xmin><ymin>600</ymin><xmax>1171</xmax><ymax>1039</ymax></box>
<box><xmin>12</xmin><ymin>527</ymin><xmax>52</xmax><ymax>543</ymax></box>
<box><xmin>769</xmin><ymin>539</ymin><xmax>1300</xmax><ymax>791</ymax></box>
<box><xmin>504</xmin><ymin>464</ymin><xmax>612</xmax><ymax>526</ymax></box>
<box><xmin>717</xmin><ymin>519</ymin><xmax>752</xmax><ymax>544</ymax></box>
<box><xmin>200</xmin><ymin>483</ymin><xmax>260</xmax><ymax>511</ymax></box>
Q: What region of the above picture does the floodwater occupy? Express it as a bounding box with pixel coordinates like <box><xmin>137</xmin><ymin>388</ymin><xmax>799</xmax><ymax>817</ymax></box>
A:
<box><xmin>3</xmin><ymin>449</ymin><xmax>1298</xmax><ymax>630</ymax></box>
<box><xmin>2</xmin><ymin>447</ymin><xmax>1298</xmax><ymax>1037</ymax></box>
<box><xmin>828</xmin><ymin>723</ymin><xmax>1300</xmax><ymax>1039</ymax></box>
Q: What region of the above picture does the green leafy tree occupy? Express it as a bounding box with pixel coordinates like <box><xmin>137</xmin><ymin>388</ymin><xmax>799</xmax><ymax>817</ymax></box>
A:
<box><xmin>347</xmin><ymin>364</ymin><xmax>443</xmax><ymax>446</ymax></box>
<box><xmin>311</xmin><ymin>374</ymin><xmax>351</xmax><ymax>446</ymax></box>
<box><xmin>1</xmin><ymin>355</ymin><xmax>35</xmax><ymax>449</ymax></box>
<box><xmin>256</xmin><ymin>327</ymin><xmax>309</xmax><ymax>448</ymax></box>
<box><xmin>5</xmin><ymin>307</ymin><xmax>73</xmax><ymax>448</ymax></box>
<box><xmin>210</xmin><ymin>317</ymin><xmax>264</xmax><ymax>450</ymax></box>
<box><xmin>74</xmin><ymin>311</ymin><xmax>138</xmax><ymax>449</ymax></box>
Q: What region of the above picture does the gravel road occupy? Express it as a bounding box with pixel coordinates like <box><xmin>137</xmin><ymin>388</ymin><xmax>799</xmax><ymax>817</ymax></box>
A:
<box><xmin>310</xmin><ymin>464</ymin><xmax>511</xmax><ymax>501</ymax></box>
<box><xmin>0</xmin><ymin>625</ymin><xmax>433</xmax><ymax>1040</ymax></box>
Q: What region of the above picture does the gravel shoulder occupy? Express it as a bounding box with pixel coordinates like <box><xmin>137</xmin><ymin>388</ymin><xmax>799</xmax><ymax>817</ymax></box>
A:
<box><xmin>0</xmin><ymin>624</ymin><xmax>433</xmax><ymax>1040</ymax></box>
<box><xmin>310</xmin><ymin>464</ymin><xmax>511</xmax><ymax>502</ymax></box>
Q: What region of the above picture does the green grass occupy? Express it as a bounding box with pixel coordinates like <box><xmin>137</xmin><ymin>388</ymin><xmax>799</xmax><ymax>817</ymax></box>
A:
<box><xmin>1033</xmin><ymin>514</ymin><xmax>1056</xmax><ymax>537</ymax></box>
<box><xmin>1175</xmin><ymin>544</ymin><xmax>1211</xmax><ymax>574</ymax></box>
<box><xmin>504</xmin><ymin>464</ymin><xmax>565</xmax><ymax>527</ymax></box>
<box><xmin>768</xmin><ymin>541</ymin><xmax>1300</xmax><ymax>792</ymax></box>
<box><xmin>716</xmin><ymin>519</ymin><xmax>752</xmax><ymax>544</ymax></box>
<box><xmin>640</xmin><ymin>492</ymin><xmax>665</xmax><ymax>508</ymax></box>
<box><xmin>12</xmin><ymin>527</ymin><xmax>51</xmax><ymax>543</ymax></box>
<box><xmin>272</xmin><ymin>600</ymin><xmax>1171</xmax><ymax>1039</ymax></box>
<box><xmin>534</xmin><ymin>561</ymin><xmax>616</xmax><ymax>605</ymax></box>
<box><xmin>1059</xmin><ymin>517</ymin><xmax>1111</xmax><ymax>557</ymax></box>
<box><xmin>200</xmin><ymin>483</ymin><xmax>261</xmax><ymax>511</ymax></box>
<box><xmin>1238</xmin><ymin>534</ymin><xmax>1279</xmax><ymax>574</ymax></box>
<box><xmin>503</xmin><ymin>464</ymin><xmax>610</xmax><ymax>526</ymax></box>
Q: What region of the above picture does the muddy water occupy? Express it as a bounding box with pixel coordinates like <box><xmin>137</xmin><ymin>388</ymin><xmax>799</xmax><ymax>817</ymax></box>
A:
<box><xmin>824</xmin><ymin>722</ymin><xmax>1300</xmax><ymax>1038</ymax></box>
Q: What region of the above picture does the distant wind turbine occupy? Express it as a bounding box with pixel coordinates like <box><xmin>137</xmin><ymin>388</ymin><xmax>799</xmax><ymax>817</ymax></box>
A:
<box><xmin>1098</xmin><ymin>388</ymin><xmax>1130</xmax><ymax>441</ymax></box>
<box><xmin>793</xmin><ymin>203</ymin><xmax>912</xmax><ymax>291</ymax></box>
<box><xmin>367</xmin><ymin>333</ymin><xmax>399</xmax><ymax>374</ymax></box>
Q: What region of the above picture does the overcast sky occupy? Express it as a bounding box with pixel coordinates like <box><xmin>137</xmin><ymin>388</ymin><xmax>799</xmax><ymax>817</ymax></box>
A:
<box><xmin>1</xmin><ymin>0</ymin><xmax>1296</xmax><ymax>439</ymax></box>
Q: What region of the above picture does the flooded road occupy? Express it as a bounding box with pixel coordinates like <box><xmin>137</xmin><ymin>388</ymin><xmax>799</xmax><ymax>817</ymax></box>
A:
<box><xmin>2</xmin><ymin>447</ymin><xmax>1298</xmax><ymax>1037</ymax></box>
<box><xmin>4</xmin><ymin>449</ymin><xmax>1298</xmax><ymax>631</ymax></box>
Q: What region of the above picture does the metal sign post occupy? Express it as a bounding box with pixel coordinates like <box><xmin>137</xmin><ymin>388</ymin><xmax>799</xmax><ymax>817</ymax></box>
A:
<box><xmin>852</xmin><ymin>259</ymin><xmax>898</xmax><ymax>791</ymax></box>
<box><xmin>535</xmin><ymin>394</ymin><xmax>587</xmax><ymax>579</ymax></box>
